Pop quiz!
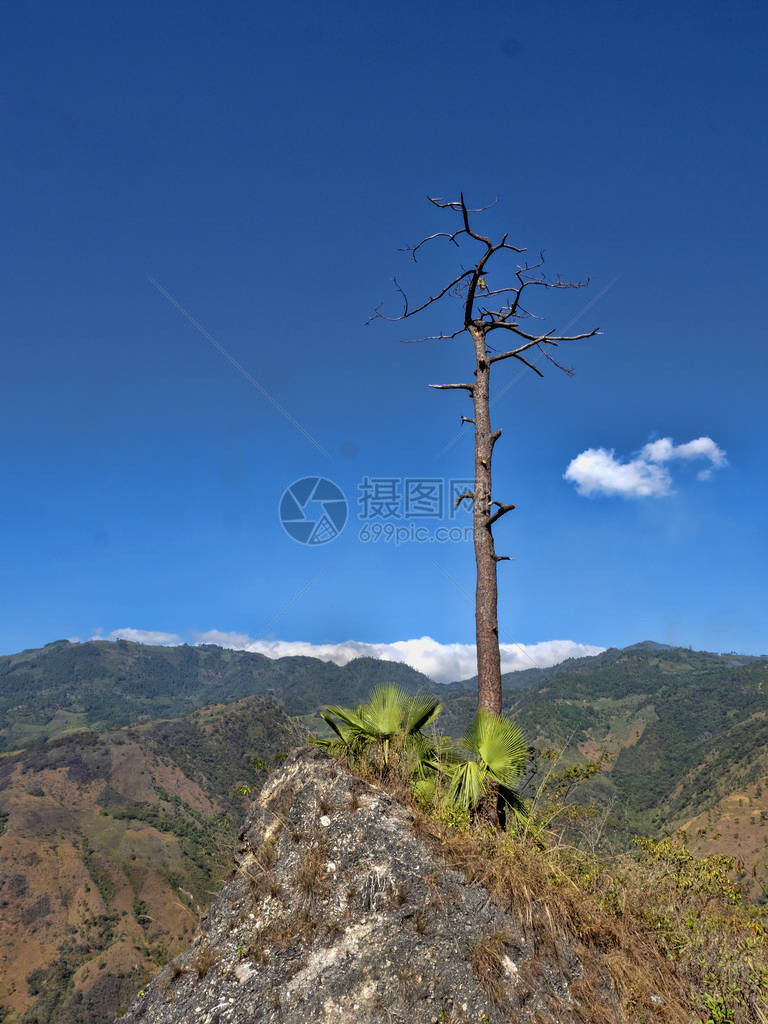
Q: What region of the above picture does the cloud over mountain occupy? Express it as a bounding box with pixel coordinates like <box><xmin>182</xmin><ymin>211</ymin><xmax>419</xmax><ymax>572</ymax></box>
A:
<box><xmin>96</xmin><ymin>628</ymin><xmax>185</xmax><ymax>645</ymax></box>
<box><xmin>192</xmin><ymin>633</ymin><xmax>604</xmax><ymax>683</ymax></box>
<box><xmin>88</xmin><ymin>630</ymin><xmax>604</xmax><ymax>683</ymax></box>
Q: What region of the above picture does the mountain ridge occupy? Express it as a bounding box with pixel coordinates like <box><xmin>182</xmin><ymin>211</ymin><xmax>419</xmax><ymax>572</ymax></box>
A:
<box><xmin>3</xmin><ymin>637</ymin><xmax>768</xmax><ymax>1022</ymax></box>
<box><xmin>0</xmin><ymin>641</ymin><xmax>438</xmax><ymax>753</ymax></box>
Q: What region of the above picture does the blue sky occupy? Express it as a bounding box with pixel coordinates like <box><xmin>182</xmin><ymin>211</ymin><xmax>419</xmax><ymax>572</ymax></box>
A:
<box><xmin>2</xmin><ymin>0</ymin><xmax>767</xmax><ymax>675</ymax></box>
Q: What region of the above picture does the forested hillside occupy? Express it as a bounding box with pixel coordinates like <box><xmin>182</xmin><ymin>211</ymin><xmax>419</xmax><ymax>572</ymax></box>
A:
<box><xmin>439</xmin><ymin>642</ymin><xmax>768</xmax><ymax>866</ymax></box>
<box><xmin>2</xmin><ymin>638</ymin><xmax>768</xmax><ymax>1022</ymax></box>
<box><xmin>0</xmin><ymin>640</ymin><xmax>436</xmax><ymax>753</ymax></box>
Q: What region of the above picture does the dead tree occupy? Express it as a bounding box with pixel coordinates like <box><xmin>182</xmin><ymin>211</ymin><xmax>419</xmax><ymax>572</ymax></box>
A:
<box><xmin>369</xmin><ymin>194</ymin><xmax>600</xmax><ymax>715</ymax></box>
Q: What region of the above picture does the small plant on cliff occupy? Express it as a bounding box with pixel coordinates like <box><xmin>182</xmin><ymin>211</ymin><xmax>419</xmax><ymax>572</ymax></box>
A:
<box><xmin>311</xmin><ymin>691</ymin><xmax>768</xmax><ymax>1021</ymax></box>
<box><xmin>192</xmin><ymin>945</ymin><xmax>217</xmax><ymax>977</ymax></box>
<box><xmin>694</xmin><ymin>992</ymin><xmax>734</xmax><ymax>1024</ymax></box>
<box><xmin>435</xmin><ymin>710</ymin><xmax>529</xmax><ymax>826</ymax></box>
<box><xmin>317</xmin><ymin>684</ymin><xmax>441</xmax><ymax>773</ymax></box>
<box><xmin>317</xmin><ymin>685</ymin><xmax>529</xmax><ymax>829</ymax></box>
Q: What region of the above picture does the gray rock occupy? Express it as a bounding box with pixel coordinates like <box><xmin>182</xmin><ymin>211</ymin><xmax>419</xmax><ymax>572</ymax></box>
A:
<box><xmin>117</xmin><ymin>747</ymin><xmax>608</xmax><ymax>1024</ymax></box>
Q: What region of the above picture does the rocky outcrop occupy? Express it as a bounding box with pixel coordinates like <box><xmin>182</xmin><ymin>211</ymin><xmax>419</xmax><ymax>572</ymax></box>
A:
<box><xmin>118</xmin><ymin>748</ymin><xmax>612</xmax><ymax>1024</ymax></box>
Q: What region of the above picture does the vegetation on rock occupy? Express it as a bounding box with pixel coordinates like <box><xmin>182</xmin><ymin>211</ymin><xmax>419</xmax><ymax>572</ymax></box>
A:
<box><xmin>318</xmin><ymin>707</ymin><xmax>768</xmax><ymax>1024</ymax></box>
<box><xmin>318</xmin><ymin>685</ymin><xmax>529</xmax><ymax>825</ymax></box>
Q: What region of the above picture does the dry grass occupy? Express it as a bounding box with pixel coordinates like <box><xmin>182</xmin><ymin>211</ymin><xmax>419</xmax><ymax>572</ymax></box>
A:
<box><xmin>243</xmin><ymin>865</ymin><xmax>275</xmax><ymax>901</ymax></box>
<box><xmin>241</xmin><ymin>835</ymin><xmax>284</xmax><ymax>901</ymax></box>
<box><xmin>317</xmin><ymin>747</ymin><xmax>768</xmax><ymax>1022</ymax></box>
<box><xmin>248</xmin><ymin>917</ymin><xmax>297</xmax><ymax>962</ymax></box>
<box><xmin>391</xmin><ymin>883</ymin><xmax>407</xmax><ymax>907</ymax></box>
<box><xmin>395</xmin><ymin>966</ymin><xmax>414</xmax><ymax>998</ymax></box>
<box><xmin>191</xmin><ymin>944</ymin><xmax>217</xmax><ymax>978</ymax></box>
<box><xmin>255</xmin><ymin>836</ymin><xmax>278</xmax><ymax>871</ymax></box>
<box><xmin>347</xmin><ymin>788</ymin><xmax>362</xmax><ymax>812</ymax></box>
<box><xmin>412</xmin><ymin>905</ymin><xmax>429</xmax><ymax>935</ymax></box>
<box><xmin>296</xmin><ymin>840</ymin><xmax>329</xmax><ymax>902</ymax></box>
<box><xmin>436</xmin><ymin>826</ymin><xmax>693</xmax><ymax>1023</ymax></box>
<box><xmin>469</xmin><ymin>930</ymin><xmax>512</xmax><ymax>1006</ymax></box>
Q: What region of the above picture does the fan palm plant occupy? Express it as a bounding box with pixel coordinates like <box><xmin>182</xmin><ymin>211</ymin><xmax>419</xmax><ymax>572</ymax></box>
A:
<box><xmin>318</xmin><ymin>684</ymin><xmax>442</xmax><ymax>772</ymax></box>
<box><xmin>438</xmin><ymin>709</ymin><xmax>529</xmax><ymax>826</ymax></box>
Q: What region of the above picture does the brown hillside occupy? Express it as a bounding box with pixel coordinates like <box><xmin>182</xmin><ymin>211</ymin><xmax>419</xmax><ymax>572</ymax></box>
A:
<box><xmin>0</xmin><ymin>695</ymin><xmax>298</xmax><ymax>1024</ymax></box>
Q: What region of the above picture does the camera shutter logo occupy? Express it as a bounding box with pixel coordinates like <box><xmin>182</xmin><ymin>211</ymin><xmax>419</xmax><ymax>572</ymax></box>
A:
<box><xmin>279</xmin><ymin>477</ymin><xmax>348</xmax><ymax>545</ymax></box>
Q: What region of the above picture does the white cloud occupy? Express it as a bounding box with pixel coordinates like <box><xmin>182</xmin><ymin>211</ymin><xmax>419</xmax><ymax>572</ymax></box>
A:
<box><xmin>193</xmin><ymin>631</ymin><xmax>604</xmax><ymax>683</ymax></box>
<box><xmin>640</xmin><ymin>436</ymin><xmax>728</xmax><ymax>468</ymax></box>
<box><xmin>564</xmin><ymin>448</ymin><xmax>672</xmax><ymax>498</ymax></box>
<box><xmin>564</xmin><ymin>435</ymin><xmax>728</xmax><ymax>499</ymax></box>
<box><xmin>78</xmin><ymin>628</ymin><xmax>604</xmax><ymax>682</ymax></box>
<box><xmin>93</xmin><ymin>628</ymin><xmax>185</xmax><ymax>646</ymax></box>
<box><xmin>194</xmin><ymin>629</ymin><xmax>254</xmax><ymax>649</ymax></box>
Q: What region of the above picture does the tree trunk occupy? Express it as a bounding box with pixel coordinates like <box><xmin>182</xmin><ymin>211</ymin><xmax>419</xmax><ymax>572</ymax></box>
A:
<box><xmin>470</xmin><ymin>326</ymin><xmax>503</xmax><ymax>715</ymax></box>
<box><xmin>371</xmin><ymin>195</ymin><xmax>598</xmax><ymax>721</ymax></box>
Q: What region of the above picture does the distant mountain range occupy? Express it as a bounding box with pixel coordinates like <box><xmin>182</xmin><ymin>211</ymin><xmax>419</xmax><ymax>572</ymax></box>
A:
<box><xmin>506</xmin><ymin>642</ymin><xmax>768</xmax><ymax>854</ymax></box>
<box><xmin>1</xmin><ymin>637</ymin><xmax>767</xmax><ymax>1023</ymax></box>
<box><xmin>0</xmin><ymin>639</ymin><xmax>440</xmax><ymax>753</ymax></box>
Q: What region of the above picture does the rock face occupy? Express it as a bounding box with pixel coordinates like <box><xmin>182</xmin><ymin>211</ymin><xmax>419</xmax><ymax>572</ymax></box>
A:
<box><xmin>117</xmin><ymin>748</ymin><xmax>602</xmax><ymax>1024</ymax></box>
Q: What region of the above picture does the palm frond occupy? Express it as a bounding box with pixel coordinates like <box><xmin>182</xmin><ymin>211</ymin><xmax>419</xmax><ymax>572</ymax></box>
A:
<box><xmin>447</xmin><ymin>759</ymin><xmax>488</xmax><ymax>811</ymax></box>
<box><xmin>408</xmin><ymin>730</ymin><xmax>440</xmax><ymax>765</ymax></box>
<box><xmin>319</xmin><ymin>709</ymin><xmax>371</xmax><ymax>757</ymax></box>
<box><xmin>320</xmin><ymin>711</ymin><xmax>354</xmax><ymax>743</ymax></box>
<box><xmin>311</xmin><ymin>735</ymin><xmax>350</xmax><ymax>757</ymax></box>
<box><xmin>323</xmin><ymin>704</ymin><xmax>368</xmax><ymax>733</ymax></box>
<box><xmin>465</xmin><ymin>709</ymin><xmax>528</xmax><ymax>787</ymax></box>
<box><xmin>498</xmin><ymin>785</ymin><xmax>529</xmax><ymax>826</ymax></box>
<box><xmin>406</xmin><ymin>693</ymin><xmax>442</xmax><ymax>734</ymax></box>
<box><xmin>360</xmin><ymin>685</ymin><xmax>410</xmax><ymax>738</ymax></box>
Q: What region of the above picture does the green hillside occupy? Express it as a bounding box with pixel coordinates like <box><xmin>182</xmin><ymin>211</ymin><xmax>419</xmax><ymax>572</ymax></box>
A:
<box><xmin>439</xmin><ymin>643</ymin><xmax>768</xmax><ymax>849</ymax></box>
<box><xmin>3</xmin><ymin>637</ymin><xmax>768</xmax><ymax>1023</ymax></box>
<box><xmin>0</xmin><ymin>640</ymin><xmax>436</xmax><ymax>753</ymax></box>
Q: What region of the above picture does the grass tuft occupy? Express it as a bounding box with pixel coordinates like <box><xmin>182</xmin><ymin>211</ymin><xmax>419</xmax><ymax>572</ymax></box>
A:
<box><xmin>191</xmin><ymin>945</ymin><xmax>217</xmax><ymax>978</ymax></box>
<box><xmin>469</xmin><ymin>930</ymin><xmax>512</xmax><ymax>1006</ymax></box>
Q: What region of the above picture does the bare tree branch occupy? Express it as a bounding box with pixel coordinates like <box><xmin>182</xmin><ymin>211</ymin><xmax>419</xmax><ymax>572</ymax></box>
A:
<box><xmin>503</xmin><ymin>352</ymin><xmax>544</xmax><ymax>377</ymax></box>
<box><xmin>489</xmin><ymin>502</ymin><xmax>516</xmax><ymax>526</ymax></box>
<box><xmin>400</xmin><ymin>328</ymin><xmax>467</xmax><ymax>344</ymax></box>
<box><xmin>368</xmin><ymin>194</ymin><xmax>533</xmax><ymax>332</ymax></box>
<box><xmin>540</xmin><ymin>348</ymin><xmax>576</xmax><ymax>376</ymax></box>
<box><xmin>428</xmin><ymin>383</ymin><xmax>474</xmax><ymax>392</ymax></box>
<box><xmin>487</xmin><ymin>326</ymin><xmax>600</xmax><ymax>361</ymax></box>
<box><xmin>399</xmin><ymin>231</ymin><xmax>462</xmax><ymax>262</ymax></box>
<box><xmin>366</xmin><ymin>269</ymin><xmax>475</xmax><ymax>326</ymax></box>
<box><xmin>455</xmin><ymin>491</ymin><xmax>474</xmax><ymax>508</ymax></box>
<box><xmin>427</xmin><ymin>194</ymin><xmax>501</xmax><ymax>215</ymax></box>
<box><xmin>463</xmin><ymin>245</ymin><xmax>498</xmax><ymax>325</ymax></box>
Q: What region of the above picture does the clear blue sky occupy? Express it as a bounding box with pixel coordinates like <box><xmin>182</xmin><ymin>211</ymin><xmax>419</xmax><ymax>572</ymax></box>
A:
<box><xmin>2</xmin><ymin>0</ymin><xmax>767</xmax><ymax>664</ymax></box>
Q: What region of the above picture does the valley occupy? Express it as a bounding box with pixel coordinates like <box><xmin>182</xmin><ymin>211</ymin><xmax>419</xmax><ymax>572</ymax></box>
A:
<box><xmin>1</xmin><ymin>638</ymin><xmax>767</xmax><ymax>1022</ymax></box>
